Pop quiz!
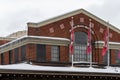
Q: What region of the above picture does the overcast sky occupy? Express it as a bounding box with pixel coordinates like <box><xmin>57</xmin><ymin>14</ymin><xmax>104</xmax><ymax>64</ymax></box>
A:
<box><xmin>0</xmin><ymin>0</ymin><xmax>120</xmax><ymax>37</ymax></box>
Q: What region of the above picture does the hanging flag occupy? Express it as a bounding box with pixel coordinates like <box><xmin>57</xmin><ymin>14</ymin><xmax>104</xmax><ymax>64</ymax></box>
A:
<box><xmin>71</xmin><ymin>28</ymin><xmax>74</xmax><ymax>41</ymax></box>
<box><xmin>87</xmin><ymin>45</ymin><xmax>91</xmax><ymax>54</ymax></box>
<box><xmin>102</xmin><ymin>47</ymin><xmax>107</xmax><ymax>56</ymax></box>
<box><xmin>69</xmin><ymin>41</ymin><xmax>74</xmax><ymax>54</ymax></box>
<box><xmin>86</xmin><ymin>22</ymin><xmax>91</xmax><ymax>54</ymax></box>
<box><xmin>69</xmin><ymin>28</ymin><xmax>74</xmax><ymax>54</ymax></box>
<box><xmin>69</xmin><ymin>18</ymin><xmax>74</xmax><ymax>55</ymax></box>
<box><xmin>102</xmin><ymin>27</ymin><xmax>109</xmax><ymax>56</ymax></box>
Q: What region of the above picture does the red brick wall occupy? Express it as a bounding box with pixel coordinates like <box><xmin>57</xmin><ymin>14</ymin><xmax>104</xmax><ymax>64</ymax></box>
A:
<box><xmin>60</xmin><ymin>46</ymin><xmax>69</xmax><ymax>62</ymax></box>
<box><xmin>92</xmin><ymin>47</ymin><xmax>99</xmax><ymax>63</ymax></box>
<box><xmin>98</xmin><ymin>49</ymin><xmax>105</xmax><ymax>64</ymax></box>
<box><xmin>0</xmin><ymin>40</ymin><xmax>9</xmax><ymax>45</ymax></box>
<box><xmin>46</xmin><ymin>45</ymin><xmax>51</xmax><ymax>61</ymax></box>
<box><xmin>4</xmin><ymin>52</ymin><xmax>9</xmax><ymax>65</ymax></box>
<box><xmin>26</xmin><ymin>44</ymin><xmax>36</xmax><ymax>61</ymax></box>
<box><xmin>110</xmin><ymin>50</ymin><xmax>116</xmax><ymax>65</ymax></box>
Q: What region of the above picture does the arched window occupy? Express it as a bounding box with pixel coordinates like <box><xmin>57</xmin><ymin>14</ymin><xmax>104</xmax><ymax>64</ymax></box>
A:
<box><xmin>73</xmin><ymin>31</ymin><xmax>90</xmax><ymax>62</ymax></box>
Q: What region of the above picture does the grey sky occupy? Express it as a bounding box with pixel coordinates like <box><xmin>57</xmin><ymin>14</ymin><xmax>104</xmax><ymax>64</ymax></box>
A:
<box><xmin>0</xmin><ymin>0</ymin><xmax>120</xmax><ymax>37</ymax></box>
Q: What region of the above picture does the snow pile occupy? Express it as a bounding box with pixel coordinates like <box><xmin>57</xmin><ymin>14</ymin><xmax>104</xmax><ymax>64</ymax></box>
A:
<box><xmin>0</xmin><ymin>63</ymin><xmax>120</xmax><ymax>74</ymax></box>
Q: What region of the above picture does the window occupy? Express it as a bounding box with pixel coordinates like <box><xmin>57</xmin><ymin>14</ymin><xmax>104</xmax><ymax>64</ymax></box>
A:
<box><xmin>21</xmin><ymin>45</ymin><xmax>26</xmax><ymax>61</ymax></box>
<box><xmin>74</xmin><ymin>45</ymin><xmax>89</xmax><ymax>61</ymax></box>
<box><xmin>9</xmin><ymin>50</ymin><xmax>12</xmax><ymax>64</ymax></box>
<box><xmin>14</xmin><ymin>48</ymin><xmax>19</xmax><ymax>63</ymax></box>
<box><xmin>36</xmin><ymin>44</ymin><xmax>46</xmax><ymax>62</ymax></box>
<box><xmin>1</xmin><ymin>53</ymin><xmax>4</xmax><ymax>65</ymax></box>
<box><xmin>115</xmin><ymin>50</ymin><xmax>120</xmax><ymax>65</ymax></box>
<box><xmin>51</xmin><ymin>46</ymin><xmax>60</xmax><ymax>62</ymax></box>
<box><xmin>70</xmin><ymin>32</ymin><xmax>89</xmax><ymax>62</ymax></box>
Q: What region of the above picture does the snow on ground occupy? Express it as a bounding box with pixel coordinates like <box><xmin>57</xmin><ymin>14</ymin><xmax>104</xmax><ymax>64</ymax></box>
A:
<box><xmin>0</xmin><ymin>63</ymin><xmax>120</xmax><ymax>74</ymax></box>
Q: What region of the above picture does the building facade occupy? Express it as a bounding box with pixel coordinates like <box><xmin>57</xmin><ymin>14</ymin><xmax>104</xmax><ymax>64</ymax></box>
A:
<box><xmin>0</xmin><ymin>9</ymin><xmax>120</xmax><ymax>67</ymax></box>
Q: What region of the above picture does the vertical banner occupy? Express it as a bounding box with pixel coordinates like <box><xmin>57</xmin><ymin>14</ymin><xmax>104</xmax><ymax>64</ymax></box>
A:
<box><xmin>87</xmin><ymin>21</ymin><xmax>91</xmax><ymax>54</ymax></box>
<box><xmin>69</xmin><ymin>17</ymin><xmax>74</xmax><ymax>67</ymax></box>
<box><xmin>69</xmin><ymin>18</ymin><xmax>74</xmax><ymax>55</ymax></box>
<box><xmin>102</xmin><ymin>27</ymin><xmax>109</xmax><ymax>56</ymax></box>
<box><xmin>69</xmin><ymin>29</ymin><xmax>74</xmax><ymax>54</ymax></box>
<box><xmin>87</xmin><ymin>19</ymin><xmax>92</xmax><ymax>67</ymax></box>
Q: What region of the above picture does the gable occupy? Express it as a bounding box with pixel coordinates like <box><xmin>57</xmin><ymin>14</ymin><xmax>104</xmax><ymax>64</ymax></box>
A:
<box><xmin>27</xmin><ymin>9</ymin><xmax>120</xmax><ymax>34</ymax></box>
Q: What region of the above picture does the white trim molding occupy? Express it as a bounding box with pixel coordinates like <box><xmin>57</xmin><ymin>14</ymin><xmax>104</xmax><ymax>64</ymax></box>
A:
<box><xmin>95</xmin><ymin>41</ymin><xmax>120</xmax><ymax>49</ymax></box>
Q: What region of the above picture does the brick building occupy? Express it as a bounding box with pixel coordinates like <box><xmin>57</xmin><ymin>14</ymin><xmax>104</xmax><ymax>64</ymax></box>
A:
<box><xmin>0</xmin><ymin>9</ymin><xmax>120</xmax><ymax>67</ymax></box>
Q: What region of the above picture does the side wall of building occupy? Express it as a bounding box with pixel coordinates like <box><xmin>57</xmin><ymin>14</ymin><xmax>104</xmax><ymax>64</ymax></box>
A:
<box><xmin>0</xmin><ymin>44</ymin><xmax>69</xmax><ymax>65</ymax></box>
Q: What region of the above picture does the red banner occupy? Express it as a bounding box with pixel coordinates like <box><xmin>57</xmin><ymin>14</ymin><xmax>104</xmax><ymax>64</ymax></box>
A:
<box><xmin>102</xmin><ymin>27</ymin><xmax>109</xmax><ymax>56</ymax></box>
<box><xmin>86</xmin><ymin>23</ymin><xmax>91</xmax><ymax>54</ymax></box>
<box><xmin>69</xmin><ymin>28</ymin><xmax>74</xmax><ymax>54</ymax></box>
<box><xmin>69</xmin><ymin>41</ymin><xmax>74</xmax><ymax>54</ymax></box>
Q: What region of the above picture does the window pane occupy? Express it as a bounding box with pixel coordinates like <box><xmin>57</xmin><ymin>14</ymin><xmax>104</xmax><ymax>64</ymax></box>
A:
<box><xmin>21</xmin><ymin>45</ymin><xmax>26</xmax><ymax>61</ymax></box>
<box><xmin>51</xmin><ymin>46</ymin><xmax>59</xmax><ymax>62</ymax></box>
<box><xmin>1</xmin><ymin>53</ymin><xmax>4</xmax><ymax>65</ymax></box>
<box><xmin>75</xmin><ymin>32</ymin><xmax>87</xmax><ymax>44</ymax></box>
<box><xmin>14</xmin><ymin>48</ymin><xmax>19</xmax><ymax>63</ymax></box>
<box><xmin>9</xmin><ymin>50</ymin><xmax>12</xmax><ymax>64</ymax></box>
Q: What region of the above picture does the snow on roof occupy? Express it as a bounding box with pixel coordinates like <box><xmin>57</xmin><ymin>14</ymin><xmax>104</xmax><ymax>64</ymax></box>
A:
<box><xmin>0</xmin><ymin>63</ymin><xmax>120</xmax><ymax>74</ymax></box>
<box><xmin>0</xmin><ymin>36</ymin><xmax>70</xmax><ymax>48</ymax></box>
<box><xmin>0</xmin><ymin>36</ymin><xmax>27</xmax><ymax>48</ymax></box>
<box><xmin>28</xmin><ymin>36</ymin><xmax>70</xmax><ymax>41</ymax></box>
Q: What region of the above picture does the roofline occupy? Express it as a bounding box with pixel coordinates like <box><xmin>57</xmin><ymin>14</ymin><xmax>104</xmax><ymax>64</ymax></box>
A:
<box><xmin>0</xmin><ymin>36</ymin><xmax>70</xmax><ymax>53</ymax></box>
<box><xmin>27</xmin><ymin>9</ymin><xmax>120</xmax><ymax>34</ymax></box>
<box><xmin>0</xmin><ymin>37</ymin><xmax>15</xmax><ymax>41</ymax></box>
<box><xmin>0</xmin><ymin>36</ymin><xmax>70</xmax><ymax>48</ymax></box>
<box><xmin>27</xmin><ymin>9</ymin><xmax>84</xmax><ymax>27</ymax></box>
